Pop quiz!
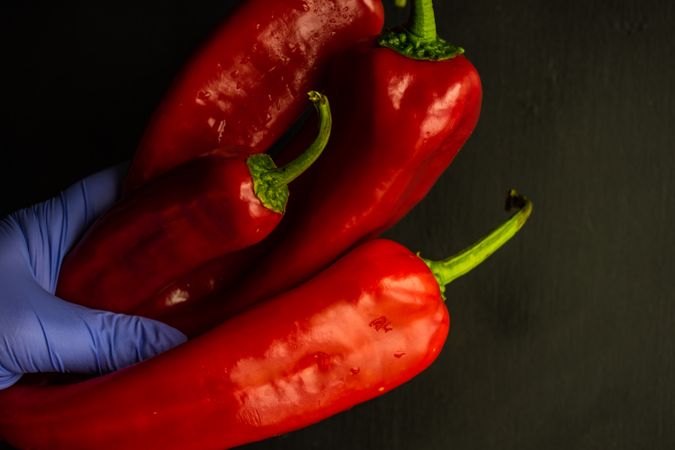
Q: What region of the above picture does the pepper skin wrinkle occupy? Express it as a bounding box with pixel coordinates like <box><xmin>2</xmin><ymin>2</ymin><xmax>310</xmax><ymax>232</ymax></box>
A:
<box><xmin>124</xmin><ymin>0</ymin><xmax>384</xmax><ymax>192</ymax></box>
<box><xmin>0</xmin><ymin>241</ymin><xmax>448</xmax><ymax>450</ymax></box>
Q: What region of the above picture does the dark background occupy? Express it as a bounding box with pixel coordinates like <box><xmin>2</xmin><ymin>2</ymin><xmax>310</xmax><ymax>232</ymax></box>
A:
<box><xmin>2</xmin><ymin>1</ymin><xmax>674</xmax><ymax>449</ymax></box>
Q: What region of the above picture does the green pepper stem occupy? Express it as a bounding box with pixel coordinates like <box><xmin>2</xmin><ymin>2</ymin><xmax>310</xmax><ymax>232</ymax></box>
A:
<box><xmin>420</xmin><ymin>190</ymin><xmax>533</xmax><ymax>299</ymax></box>
<box><xmin>394</xmin><ymin>0</ymin><xmax>407</xmax><ymax>8</ymax></box>
<box><xmin>378</xmin><ymin>0</ymin><xmax>463</xmax><ymax>61</ymax></box>
<box><xmin>246</xmin><ymin>91</ymin><xmax>333</xmax><ymax>214</ymax></box>
<box><xmin>246</xmin><ymin>91</ymin><xmax>331</xmax><ymax>214</ymax></box>
<box><xmin>270</xmin><ymin>91</ymin><xmax>331</xmax><ymax>186</ymax></box>
<box><xmin>409</xmin><ymin>0</ymin><xmax>437</xmax><ymax>42</ymax></box>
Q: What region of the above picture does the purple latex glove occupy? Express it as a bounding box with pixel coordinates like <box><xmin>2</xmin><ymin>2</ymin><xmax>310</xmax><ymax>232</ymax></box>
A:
<box><xmin>0</xmin><ymin>164</ymin><xmax>187</xmax><ymax>389</ymax></box>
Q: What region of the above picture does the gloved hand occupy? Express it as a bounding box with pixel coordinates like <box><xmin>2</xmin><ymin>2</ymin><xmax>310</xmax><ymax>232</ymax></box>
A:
<box><xmin>0</xmin><ymin>164</ymin><xmax>187</xmax><ymax>389</ymax></box>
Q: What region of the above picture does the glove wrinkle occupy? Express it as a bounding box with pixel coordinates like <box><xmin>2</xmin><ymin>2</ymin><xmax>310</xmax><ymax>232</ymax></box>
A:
<box><xmin>0</xmin><ymin>372</ymin><xmax>21</xmax><ymax>390</ymax></box>
<box><xmin>81</xmin><ymin>313</ymin><xmax>104</xmax><ymax>374</ymax></box>
<box><xmin>32</xmin><ymin>311</ymin><xmax>56</xmax><ymax>372</ymax></box>
<box><xmin>1</xmin><ymin>334</ymin><xmax>22</xmax><ymax>373</ymax></box>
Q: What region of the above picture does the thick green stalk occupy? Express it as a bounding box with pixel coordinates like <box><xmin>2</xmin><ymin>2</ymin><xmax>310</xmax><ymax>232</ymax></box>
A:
<box><xmin>247</xmin><ymin>91</ymin><xmax>332</xmax><ymax>213</ymax></box>
<box><xmin>409</xmin><ymin>0</ymin><xmax>437</xmax><ymax>41</ymax></box>
<box><xmin>420</xmin><ymin>190</ymin><xmax>533</xmax><ymax>299</ymax></box>
<box><xmin>272</xmin><ymin>91</ymin><xmax>331</xmax><ymax>185</ymax></box>
<box><xmin>378</xmin><ymin>0</ymin><xmax>463</xmax><ymax>61</ymax></box>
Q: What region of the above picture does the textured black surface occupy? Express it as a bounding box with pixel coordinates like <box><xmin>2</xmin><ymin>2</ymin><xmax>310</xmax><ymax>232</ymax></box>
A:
<box><xmin>1</xmin><ymin>1</ymin><xmax>674</xmax><ymax>449</ymax></box>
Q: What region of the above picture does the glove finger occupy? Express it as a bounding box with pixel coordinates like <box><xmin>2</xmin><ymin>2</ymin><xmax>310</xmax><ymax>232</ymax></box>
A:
<box><xmin>8</xmin><ymin>163</ymin><xmax>128</xmax><ymax>292</ymax></box>
<box><xmin>0</xmin><ymin>372</ymin><xmax>22</xmax><ymax>390</ymax></box>
<box><xmin>72</xmin><ymin>305</ymin><xmax>188</xmax><ymax>374</ymax></box>
<box><xmin>59</xmin><ymin>162</ymin><xmax>130</xmax><ymax>243</ymax></box>
<box><xmin>1</xmin><ymin>284</ymin><xmax>186</xmax><ymax>377</ymax></box>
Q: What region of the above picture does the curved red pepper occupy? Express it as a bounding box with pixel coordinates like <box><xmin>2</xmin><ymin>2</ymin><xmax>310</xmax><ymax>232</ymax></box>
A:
<box><xmin>124</xmin><ymin>0</ymin><xmax>384</xmax><ymax>192</ymax></box>
<box><xmin>57</xmin><ymin>92</ymin><xmax>332</xmax><ymax>314</ymax></box>
<box><xmin>145</xmin><ymin>0</ymin><xmax>483</xmax><ymax>335</ymax></box>
<box><xmin>0</xmin><ymin>192</ymin><xmax>531</xmax><ymax>450</ymax></box>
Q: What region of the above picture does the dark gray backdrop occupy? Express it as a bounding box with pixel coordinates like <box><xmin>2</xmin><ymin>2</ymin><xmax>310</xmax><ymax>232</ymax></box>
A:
<box><xmin>2</xmin><ymin>1</ymin><xmax>674</xmax><ymax>449</ymax></box>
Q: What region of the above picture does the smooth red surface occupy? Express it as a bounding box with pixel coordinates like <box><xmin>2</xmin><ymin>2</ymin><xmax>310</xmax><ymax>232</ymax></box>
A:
<box><xmin>57</xmin><ymin>151</ymin><xmax>280</xmax><ymax>313</ymax></box>
<box><xmin>0</xmin><ymin>240</ymin><xmax>449</xmax><ymax>450</ymax></box>
<box><xmin>135</xmin><ymin>246</ymin><xmax>255</xmax><ymax>318</ymax></box>
<box><xmin>153</xmin><ymin>45</ymin><xmax>482</xmax><ymax>335</ymax></box>
<box><xmin>124</xmin><ymin>0</ymin><xmax>384</xmax><ymax>192</ymax></box>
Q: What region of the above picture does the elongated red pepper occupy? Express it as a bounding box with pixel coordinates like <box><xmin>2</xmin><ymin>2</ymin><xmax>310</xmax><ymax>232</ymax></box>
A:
<box><xmin>146</xmin><ymin>0</ymin><xmax>483</xmax><ymax>335</ymax></box>
<box><xmin>124</xmin><ymin>0</ymin><xmax>383</xmax><ymax>192</ymax></box>
<box><xmin>0</xmin><ymin>192</ymin><xmax>531</xmax><ymax>450</ymax></box>
<box><xmin>57</xmin><ymin>92</ymin><xmax>331</xmax><ymax>314</ymax></box>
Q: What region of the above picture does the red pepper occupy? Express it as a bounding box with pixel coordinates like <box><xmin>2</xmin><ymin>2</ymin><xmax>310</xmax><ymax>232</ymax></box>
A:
<box><xmin>0</xmin><ymin>192</ymin><xmax>531</xmax><ymax>450</ymax></box>
<box><xmin>145</xmin><ymin>0</ymin><xmax>483</xmax><ymax>335</ymax></box>
<box><xmin>57</xmin><ymin>92</ymin><xmax>331</xmax><ymax>314</ymax></box>
<box><xmin>124</xmin><ymin>0</ymin><xmax>384</xmax><ymax>192</ymax></box>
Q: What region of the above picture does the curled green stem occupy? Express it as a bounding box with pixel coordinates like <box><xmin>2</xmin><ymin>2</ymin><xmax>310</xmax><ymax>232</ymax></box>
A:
<box><xmin>420</xmin><ymin>190</ymin><xmax>533</xmax><ymax>299</ymax></box>
<box><xmin>247</xmin><ymin>91</ymin><xmax>332</xmax><ymax>213</ymax></box>
<box><xmin>272</xmin><ymin>91</ymin><xmax>331</xmax><ymax>185</ymax></box>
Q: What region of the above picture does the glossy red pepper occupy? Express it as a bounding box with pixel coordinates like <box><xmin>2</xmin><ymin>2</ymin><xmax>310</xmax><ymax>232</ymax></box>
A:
<box><xmin>57</xmin><ymin>92</ymin><xmax>331</xmax><ymax>314</ymax></box>
<box><xmin>0</xmin><ymin>192</ymin><xmax>531</xmax><ymax>450</ymax></box>
<box><xmin>145</xmin><ymin>0</ymin><xmax>483</xmax><ymax>335</ymax></box>
<box><xmin>124</xmin><ymin>0</ymin><xmax>384</xmax><ymax>192</ymax></box>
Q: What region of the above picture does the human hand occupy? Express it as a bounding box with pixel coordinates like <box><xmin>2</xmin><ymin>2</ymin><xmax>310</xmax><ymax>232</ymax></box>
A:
<box><xmin>0</xmin><ymin>164</ymin><xmax>187</xmax><ymax>389</ymax></box>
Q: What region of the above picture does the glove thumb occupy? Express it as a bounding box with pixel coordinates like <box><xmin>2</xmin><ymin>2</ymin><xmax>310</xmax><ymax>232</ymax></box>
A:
<box><xmin>0</xmin><ymin>286</ymin><xmax>186</xmax><ymax>389</ymax></box>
